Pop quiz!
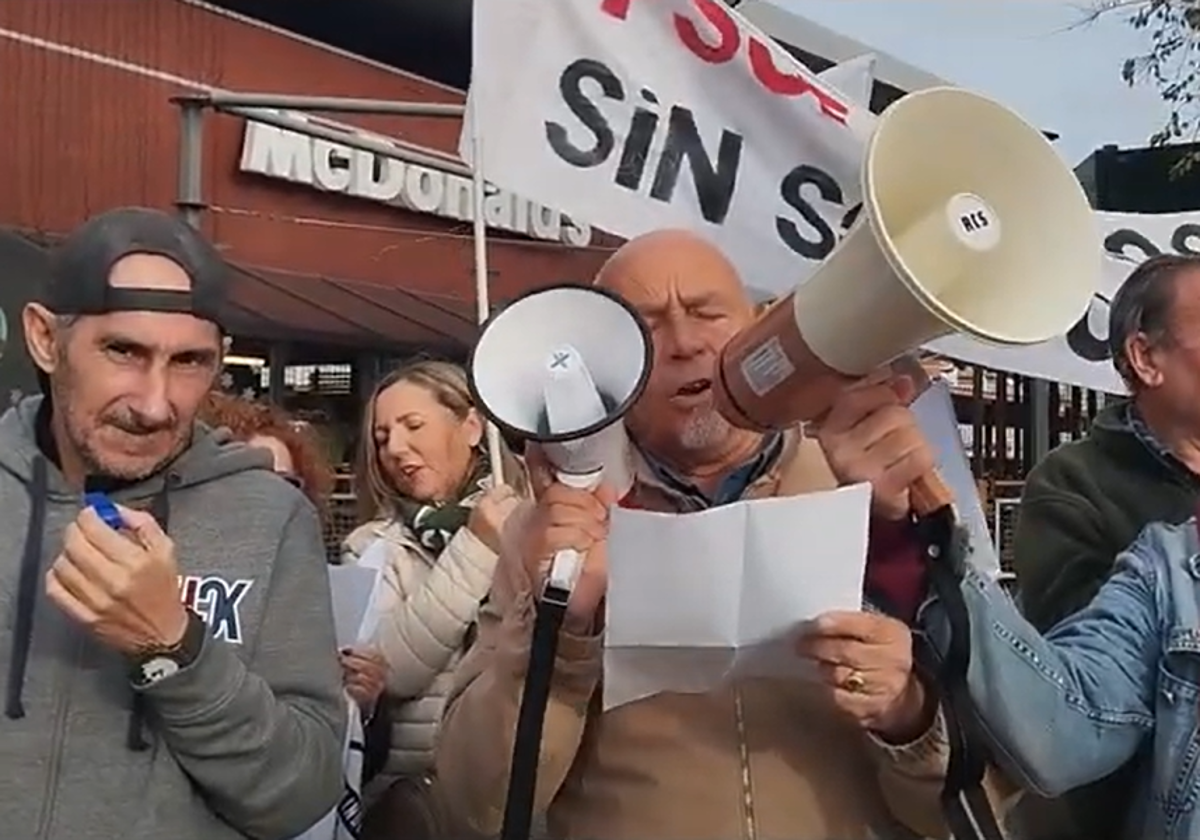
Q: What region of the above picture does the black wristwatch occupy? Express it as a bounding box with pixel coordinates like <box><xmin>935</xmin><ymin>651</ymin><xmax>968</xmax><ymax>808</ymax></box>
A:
<box><xmin>128</xmin><ymin>610</ymin><xmax>207</xmax><ymax>690</ymax></box>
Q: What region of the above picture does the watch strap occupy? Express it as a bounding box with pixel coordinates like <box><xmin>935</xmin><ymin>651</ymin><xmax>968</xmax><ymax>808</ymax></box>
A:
<box><xmin>128</xmin><ymin>610</ymin><xmax>206</xmax><ymax>688</ymax></box>
<box><xmin>172</xmin><ymin>609</ymin><xmax>207</xmax><ymax>667</ymax></box>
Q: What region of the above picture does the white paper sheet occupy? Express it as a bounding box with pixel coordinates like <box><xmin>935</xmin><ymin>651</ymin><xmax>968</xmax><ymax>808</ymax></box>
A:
<box><xmin>603</xmin><ymin>483</ymin><xmax>872</xmax><ymax>710</ymax></box>
<box><xmin>329</xmin><ymin>539</ymin><xmax>388</xmax><ymax>649</ymax></box>
<box><xmin>352</xmin><ymin>539</ymin><xmax>389</xmax><ymax>644</ymax></box>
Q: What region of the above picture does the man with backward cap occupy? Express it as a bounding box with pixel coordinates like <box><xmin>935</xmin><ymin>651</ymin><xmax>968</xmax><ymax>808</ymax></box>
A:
<box><xmin>0</xmin><ymin>207</ymin><xmax>344</xmax><ymax>839</ymax></box>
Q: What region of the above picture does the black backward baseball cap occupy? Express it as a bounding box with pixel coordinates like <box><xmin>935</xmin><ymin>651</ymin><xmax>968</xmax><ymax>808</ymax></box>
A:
<box><xmin>42</xmin><ymin>207</ymin><xmax>230</xmax><ymax>330</ymax></box>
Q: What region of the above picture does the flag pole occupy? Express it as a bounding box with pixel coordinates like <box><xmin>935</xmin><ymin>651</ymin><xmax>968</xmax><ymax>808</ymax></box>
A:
<box><xmin>471</xmin><ymin>131</ymin><xmax>506</xmax><ymax>486</ymax></box>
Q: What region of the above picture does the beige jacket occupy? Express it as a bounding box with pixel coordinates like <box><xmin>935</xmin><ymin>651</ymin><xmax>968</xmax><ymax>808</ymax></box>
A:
<box><xmin>436</xmin><ymin>431</ymin><xmax>1016</xmax><ymax>839</ymax></box>
<box><xmin>343</xmin><ymin>517</ymin><xmax>499</xmax><ymax>779</ymax></box>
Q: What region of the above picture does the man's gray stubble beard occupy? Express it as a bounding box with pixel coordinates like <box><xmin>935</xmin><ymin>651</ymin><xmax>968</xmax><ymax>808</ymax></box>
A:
<box><xmin>54</xmin><ymin>378</ymin><xmax>178</xmax><ymax>483</ymax></box>
<box><xmin>678</xmin><ymin>406</ymin><xmax>732</xmax><ymax>451</ymax></box>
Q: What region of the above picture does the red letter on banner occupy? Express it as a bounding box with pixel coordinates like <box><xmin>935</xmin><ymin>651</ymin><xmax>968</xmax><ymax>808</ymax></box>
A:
<box><xmin>747</xmin><ymin>39</ymin><xmax>849</xmax><ymax>124</ymax></box>
<box><xmin>600</xmin><ymin>0</ymin><xmax>632</xmax><ymax>20</ymax></box>
<box><xmin>674</xmin><ymin>0</ymin><xmax>739</xmax><ymax>64</ymax></box>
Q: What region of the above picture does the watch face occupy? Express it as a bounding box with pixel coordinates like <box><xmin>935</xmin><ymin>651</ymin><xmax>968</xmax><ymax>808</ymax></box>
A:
<box><xmin>140</xmin><ymin>657</ymin><xmax>181</xmax><ymax>686</ymax></box>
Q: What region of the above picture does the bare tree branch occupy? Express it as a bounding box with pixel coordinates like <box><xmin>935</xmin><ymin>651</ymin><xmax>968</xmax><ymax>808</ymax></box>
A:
<box><xmin>1085</xmin><ymin>0</ymin><xmax>1200</xmax><ymax>173</ymax></box>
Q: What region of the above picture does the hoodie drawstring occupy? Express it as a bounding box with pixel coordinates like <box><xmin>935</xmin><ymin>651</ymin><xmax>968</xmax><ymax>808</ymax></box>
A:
<box><xmin>5</xmin><ymin>456</ymin><xmax>49</xmax><ymax>720</ymax></box>
<box><xmin>125</xmin><ymin>483</ymin><xmax>173</xmax><ymax>751</ymax></box>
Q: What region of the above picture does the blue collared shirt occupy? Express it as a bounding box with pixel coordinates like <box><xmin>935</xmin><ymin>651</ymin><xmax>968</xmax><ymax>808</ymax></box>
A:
<box><xmin>634</xmin><ymin>431</ymin><xmax>786</xmax><ymax>511</ymax></box>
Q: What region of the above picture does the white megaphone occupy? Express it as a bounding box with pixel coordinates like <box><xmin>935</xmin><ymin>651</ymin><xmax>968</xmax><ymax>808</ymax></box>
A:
<box><xmin>713</xmin><ymin>86</ymin><xmax>1100</xmax><ymax>514</ymax></box>
<box><xmin>469</xmin><ymin>284</ymin><xmax>652</xmax><ymax>594</ymax></box>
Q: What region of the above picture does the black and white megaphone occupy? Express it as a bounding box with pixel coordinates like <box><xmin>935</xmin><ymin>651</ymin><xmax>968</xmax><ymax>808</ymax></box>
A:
<box><xmin>468</xmin><ymin>283</ymin><xmax>652</xmax><ymax>594</ymax></box>
<box><xmin>713</xmin><ymin>86</ymin><xmax>1100</xmax><ymax>514</ymax></box>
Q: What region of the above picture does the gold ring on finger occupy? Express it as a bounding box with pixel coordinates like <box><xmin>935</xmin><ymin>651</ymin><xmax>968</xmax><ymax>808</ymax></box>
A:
<box><xmin>842</xmin><ymin>669</ymin><xmax>867</xmax><ymax>694</ymax></box>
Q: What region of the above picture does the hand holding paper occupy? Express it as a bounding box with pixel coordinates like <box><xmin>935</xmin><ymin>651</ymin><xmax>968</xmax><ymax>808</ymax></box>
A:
<box><xmin>603</xmin><ymin>483</ymin><xmax>872</xmax><ymax>710</ymax></box>
<box><xmin>328</xmin><ymin>541</ymin><xmax>392</xmax><ymax>715</ymax></box>
<box><xmin>796</xmin><ymin>610</ymin><xmax>930</xmax><ymax>742</ymax></box>
<box><xmin>339</xmin><ymin>648</ymin><xmax>388</xmax><ymax>712</ymax></box>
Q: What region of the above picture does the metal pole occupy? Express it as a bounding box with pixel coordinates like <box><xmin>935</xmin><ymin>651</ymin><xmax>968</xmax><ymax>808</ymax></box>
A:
<box><xmin>992</xmin><ymin>498</ymin><xmax>1003</xmax><ymax>559</ymax></box>
<box><xmin>174</xmin><ymin>92</ymin><xmax>464</xmax><ymax>117</ymax></box>
<box><xmin>176</xmin><ymin>101</ymin><xmax>206</xmax><ymax>228</ymax></box>
<box><xmin>224</xmin><ymin>106</ymin><xmax>472</xmax><ymax>178</ymax></box>
<box><xmin>470</xmin><ymin>131</ymin><xmax>506</xmax><ymax>484</ymax></box>
<box><xmin>1030</xmin><ymin>379</ymin><xmax>1052</xmax><ymax>466</ymax></box>
<box><xmin>268</xmin><ymin>344</ymin><xmax>288</xmax><ymax>406</ymax></box>
<box><xmin>471</xmin><ymin>139</ymin><xmax>492</xmax><ymax>330</ymax></box>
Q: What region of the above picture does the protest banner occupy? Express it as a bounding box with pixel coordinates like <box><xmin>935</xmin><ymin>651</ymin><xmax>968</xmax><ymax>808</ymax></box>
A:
<box><xmin>465</xmin><ymin>0</ymin><xmax>1198</xmax><ymax>395</ymax></box>
<box><xmin>929</xmin><ymin>211</ymin><xmax>1197</xmax><ymax>395</ymax></box>
<box><xmin>463</xmin><ymin>0</ymin><xmax>875</xmax><ymax>304</ymax></box>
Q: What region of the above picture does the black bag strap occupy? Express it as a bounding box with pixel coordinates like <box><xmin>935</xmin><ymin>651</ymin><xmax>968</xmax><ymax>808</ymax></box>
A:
<box><xmin>914</xmin><ymin>506</ymin><xmax>1006</xmax><ymax>840</ymax></box>
<box><xmin>500</xmin><ymin>584</ymin><xmax>570</xmax><ymax>840</ymax></box>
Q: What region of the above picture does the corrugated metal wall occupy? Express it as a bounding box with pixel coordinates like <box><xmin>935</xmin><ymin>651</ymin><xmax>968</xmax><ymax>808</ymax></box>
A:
<box><xmin>0</xmin><ymin>0</ymin><xmax>613</xmax><ymax>303</ymax></box>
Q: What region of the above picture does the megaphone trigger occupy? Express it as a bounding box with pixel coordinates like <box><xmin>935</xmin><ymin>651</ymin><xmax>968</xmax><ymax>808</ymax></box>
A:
<box><xmin>543</xmin><ymin>470</ymin><xmax>605</xmax><ymax>598</ymax></box>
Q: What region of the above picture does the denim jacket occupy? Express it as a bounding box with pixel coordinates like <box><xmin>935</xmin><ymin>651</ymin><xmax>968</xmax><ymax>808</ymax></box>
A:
<box><xmin>926</xmin><ymin>518</ymin><xmax>1200</xmax><ymax>840</ymax></box>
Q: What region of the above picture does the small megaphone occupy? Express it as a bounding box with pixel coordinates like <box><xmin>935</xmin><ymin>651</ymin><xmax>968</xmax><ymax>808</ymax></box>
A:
<box><xmin>468</xmin><ymin>284</ymin><xmax>652</xmax><ymax>593</ymax></box>
<box><xmin>713</xmin><ymin>86</ymin><xmax>1100</xmax><ymax>513</ymax></box>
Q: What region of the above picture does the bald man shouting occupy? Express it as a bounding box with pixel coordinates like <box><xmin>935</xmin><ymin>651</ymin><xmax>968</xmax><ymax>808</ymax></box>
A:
<box><xmin>436</xmin><ymin>230</ymin><xmax>1007</xmax><ymax>839</ymax></box>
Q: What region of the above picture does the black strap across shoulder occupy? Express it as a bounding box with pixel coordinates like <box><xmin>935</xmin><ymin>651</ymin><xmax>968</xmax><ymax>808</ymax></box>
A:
<box><xmin>500</xmin><ymin>584</ymin><xmax>569</xmax><ymax>840</ymax></box>
<box><xmin>914</xmin><ymin>506</ymin><xmax>1006</xmax><ymax>840</ymax></box>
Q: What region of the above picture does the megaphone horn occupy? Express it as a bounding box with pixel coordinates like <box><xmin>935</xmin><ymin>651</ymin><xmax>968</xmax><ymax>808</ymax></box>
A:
<box><xmin>468</xmin><ymin>283</ymin><xmax>652</xmax><ymax>593</ymax></box>
<box><xmin>713</xmin><ymin>86</ymin><xmax>1100</xmax><ymax>514</ymax></box>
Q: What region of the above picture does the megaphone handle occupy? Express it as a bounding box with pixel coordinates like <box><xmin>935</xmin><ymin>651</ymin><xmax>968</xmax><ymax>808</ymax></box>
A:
<box><xmin>544</xmin><ymin>470</ymin><xmax>604</xmax><ymax>594</ymax></box>
<box><xmin>909</xmin><ymin>470</ymin><xmax>956</xmax><ymax>518</ymax></box>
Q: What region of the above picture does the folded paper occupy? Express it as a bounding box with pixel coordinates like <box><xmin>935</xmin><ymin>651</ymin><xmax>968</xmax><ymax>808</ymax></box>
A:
<box><xmin>603</xmin><ymin>483</ymin><xmax>872</xmax><ymax>710</ymax></box>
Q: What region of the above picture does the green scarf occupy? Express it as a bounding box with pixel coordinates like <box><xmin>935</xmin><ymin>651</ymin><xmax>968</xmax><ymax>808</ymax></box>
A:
<box><xmin>395</xmin><ymin>453</ymin><xmax>492</xmax><ymax>555</ymax></box>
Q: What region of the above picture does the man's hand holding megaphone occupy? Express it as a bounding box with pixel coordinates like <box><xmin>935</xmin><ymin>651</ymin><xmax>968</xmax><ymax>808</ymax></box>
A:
<box><xmin>811</xmin><ymin>372</ymin><xmax>935</xmax><ymax>522</ymax></box>
<box><xmin>520</xmin><ymin>446</ymin><xmax>618</xmax><ymax>634</ymax></box>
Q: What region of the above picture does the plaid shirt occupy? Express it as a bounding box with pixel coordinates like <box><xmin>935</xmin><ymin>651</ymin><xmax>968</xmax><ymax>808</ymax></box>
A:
<box><xmin>630</xmin><ymin>431</ymin><xmax>786</xmax><ymax>511</ymax></box>
<box><xmin>1124</xmin><ymin>402</ymin><xmax>1200</xmax><ymax>486</ymax></box>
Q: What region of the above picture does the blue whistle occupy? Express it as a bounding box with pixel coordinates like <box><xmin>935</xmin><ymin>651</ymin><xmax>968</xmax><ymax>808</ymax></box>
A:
<box><xmin>84</xmin><ymin>492</ymin><xmax>125</xmax><ymax>531</ymax></box>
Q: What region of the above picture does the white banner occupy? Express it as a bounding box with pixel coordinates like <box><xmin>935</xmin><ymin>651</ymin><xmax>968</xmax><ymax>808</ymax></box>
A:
<box><xmin>930</xmin><ymin>210</ymin><xmax>1198</xmax><ymax>395</ymax></box>
<box><xmin>464</xmin><ymin>0</ymin><xmax>875</xmax><ymax>304</ymax></box>
<box><xmin>465</xmin><ymin>0</ymin><xmax>1191</xmax><ymax>395</ymax></box>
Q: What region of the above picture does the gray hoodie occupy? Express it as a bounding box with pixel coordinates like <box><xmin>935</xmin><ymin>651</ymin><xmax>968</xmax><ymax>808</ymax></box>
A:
<box><xmin>0</xmin><ymin>397</ymin><xmax>345</xmax><ymax>840</ymax></box>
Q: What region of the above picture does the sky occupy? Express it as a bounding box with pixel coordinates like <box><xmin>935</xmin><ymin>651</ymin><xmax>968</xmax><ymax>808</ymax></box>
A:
<box><xmin>775</xmin><ymin>0</ymin><xmax>1171</xmax><ymax>165</ymax></box>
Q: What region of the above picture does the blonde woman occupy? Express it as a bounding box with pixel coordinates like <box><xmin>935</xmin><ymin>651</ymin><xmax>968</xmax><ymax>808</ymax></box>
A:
<box><xmin>343</xmin><ymin>360</ymin><xmax>526</xmax><ymax>839</ymax></box>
